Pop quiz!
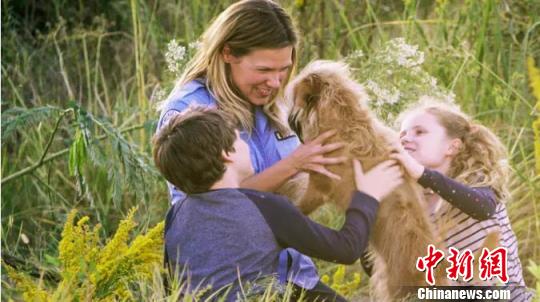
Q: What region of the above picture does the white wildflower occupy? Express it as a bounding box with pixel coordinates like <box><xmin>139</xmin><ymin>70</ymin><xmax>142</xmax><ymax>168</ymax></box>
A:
<box><xmin>349</xmin><ymin>49</ymin><xmax>364</xmax><ymax>60</ymax></box>
<box><xmin>188</xmin><ymin>40</ymin><xmax>202</xmax><ymax>50</ymax></box>
<box><xmin>442</xmin><ymin>91</ymin><xmax>456</xmax><ymax>103</ymax></box>
<box><xmin>150</xmin><ymin>86</ymin><xmax>167</xmax><ymax>104</ymax></box>
<box><xmin>383</xmin><ymin>38</ymin><xmax>425</xmax><ymax>68</ymax></box>
<box><xmin>365</xmin><ymin>80</ymin><xmax>400</xmax><ymax>106</ymax></box>
<box><xmin>411</xmin><ymin>66</ymin><xmax>422</xmax><ymax>75</ymax></box>
<box><xmin>165</xmin><ymin>39</ymin><xmax>186</xmax><ymax>75</ymax></box>
<box><xmin>429</xmin><ymin>76</ymin><xmax>437</xmax><ymax>87</ymax></box>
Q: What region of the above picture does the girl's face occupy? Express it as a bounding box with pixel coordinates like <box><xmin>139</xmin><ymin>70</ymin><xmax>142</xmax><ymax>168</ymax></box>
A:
<box><xmin>223</xmin><ymin>46</ymin><xmax>293</xmax><ymax>106</ymax></box>
<box><xmin>400</xmin><ymin>111</ymin><xmax>460</xmax><ymax>173</ymax></box>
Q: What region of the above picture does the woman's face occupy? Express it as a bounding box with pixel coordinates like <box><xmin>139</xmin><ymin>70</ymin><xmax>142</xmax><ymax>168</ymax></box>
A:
<box><xmin>400</xmin><ymin>111</ymin><xmax>459</xmax><ymax>173</ymax></box>
<box><xmin>223</xmin><ymin>46</ymin><xmax>293</xmax><ymax>106</ymax></box>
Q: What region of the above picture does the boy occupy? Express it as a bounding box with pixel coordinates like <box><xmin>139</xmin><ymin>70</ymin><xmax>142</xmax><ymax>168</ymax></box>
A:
<box><xmin>152</xmin><ymin>107</ymin><xmax>403</xmax><ymax>301</ymax></box>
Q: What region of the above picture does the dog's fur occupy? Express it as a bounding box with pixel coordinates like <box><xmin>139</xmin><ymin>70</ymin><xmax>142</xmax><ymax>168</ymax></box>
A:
<box><xmin>285</xmin><ymin>60</ymin><xmax>450</xmax><ymax>301</ymax></box>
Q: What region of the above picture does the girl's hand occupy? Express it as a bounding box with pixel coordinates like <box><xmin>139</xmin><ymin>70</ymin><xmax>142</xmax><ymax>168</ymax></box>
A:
<box><xmin>389</xmin><ymin>142</ymin><xmax>425</xmax><ymax>180</ymax></box>
<box><xmin>353</xmin><ymin>159</ymin><xmax>404</xmax><ymax>201</ymax></box>
<box><xmin>287</xmin><ymin>130</ymin><xmax>347</xmax><ymax>180</ymax></box>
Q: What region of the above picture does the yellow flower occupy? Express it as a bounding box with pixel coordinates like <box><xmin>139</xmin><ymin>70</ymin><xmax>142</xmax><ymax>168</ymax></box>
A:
<box><xmin>332</xmin><ymin>265</ymin><xmax>346</xmax><ymax>285</ymax></box>
<box><xmin>91</xmin><ymin>209</ymin><xmax>164</xmax><ymax>298</ymax></box>
<box><xmin>98</xmin><ymin>207</ymin><xmax>138</xmax><ymax>265</ymax></box>
<box><xmin>321</xmin><ymin>274</ymin><xmax>330</xmax><ymax>284</ymax></box>
<box><xmin>6</xmin><ymin>207</ymin><xmax>164</xmax><ymax>301</ymax></box>
<box><xmin>294</xmin><ymin>0</ymin><xmax>305</xmax><ymax>9</ymax></box>
<box><xmin>323</xmin><ymin>265</ymin><xmax>362</xmax><ymax>297</ymax></box>
<box><xmin>4</xmin><ymin>264</ymin><xmax>49</xmax><ymax>302</ymax></box>
<box><xmin>59</xmin><ymin>210</ymin><xmax>93</xmax><ymax>280</ymax></box>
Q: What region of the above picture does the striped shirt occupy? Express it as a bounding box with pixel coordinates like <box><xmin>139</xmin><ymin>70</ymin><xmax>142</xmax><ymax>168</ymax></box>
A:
<box><xmin>419</xmin><ymin>169</ymin><xmax>533</xmax><ymax>302</ymax></box>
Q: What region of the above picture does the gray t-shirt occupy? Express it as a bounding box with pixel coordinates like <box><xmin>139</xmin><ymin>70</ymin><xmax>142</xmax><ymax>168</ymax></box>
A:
<box><xmin>165</xmin><ymin>188</ymin><xmax>379</xmax><ymax>301</ymax></box>
<box><xmin>165</xmin><ymin>189</ymin><xmax>281</xmax><ymax>300</ymax></box>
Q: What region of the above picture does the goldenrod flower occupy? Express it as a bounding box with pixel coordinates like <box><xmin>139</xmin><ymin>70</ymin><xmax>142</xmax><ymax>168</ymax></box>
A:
<box><xmin>7</xmin><ymin>208</ymin><xmax>164</xmax><ymax>301</ymax></box>
<box><xmin>4</xmin><ymin>264</ymin><xmax>49</xmax><ymax>301</ymax></box>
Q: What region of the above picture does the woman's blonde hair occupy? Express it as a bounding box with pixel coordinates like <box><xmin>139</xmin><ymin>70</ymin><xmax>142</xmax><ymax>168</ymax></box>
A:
<box><xmin>168</xmin><ymin>0</ymin><xmax>298</xmax><ymax>134</ymax></box>
<box><xmin>398</xmin><ymin>97</ymin><xmax>511</xmax><ymax>202</ymax></box>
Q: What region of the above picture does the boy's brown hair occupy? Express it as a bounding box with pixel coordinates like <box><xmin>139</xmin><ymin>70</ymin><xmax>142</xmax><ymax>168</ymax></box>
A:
<box><xmin>152</xmin><ymin>107</ymin><xmax>237</xmax><ymax>194</ymax></box>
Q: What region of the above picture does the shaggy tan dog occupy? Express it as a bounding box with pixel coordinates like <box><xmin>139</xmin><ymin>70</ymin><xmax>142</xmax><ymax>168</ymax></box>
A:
<box><xmin>285</xmin><ymin>60</ymin><xmax>449</xmax><ymax>301</ymax></box>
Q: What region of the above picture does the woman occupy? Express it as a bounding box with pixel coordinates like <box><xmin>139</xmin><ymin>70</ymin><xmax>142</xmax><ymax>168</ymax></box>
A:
<box><xmin>157</xmin><ymin>0</ymin><xmax>347</xmax><ymax>300</ymax></box>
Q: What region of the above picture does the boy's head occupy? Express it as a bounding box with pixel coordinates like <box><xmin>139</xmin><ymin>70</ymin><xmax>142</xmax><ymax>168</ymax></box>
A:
<box><xmin>152</xmin><ymin>107</ymin><xmax>253</xmax><ymax>194</ymax></box>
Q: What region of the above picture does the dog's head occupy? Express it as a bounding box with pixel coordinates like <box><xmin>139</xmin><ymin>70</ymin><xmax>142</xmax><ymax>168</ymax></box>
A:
<box><xmin>286</xmin><ymin>60</ymin><xmax>369</xmax><ymax>142</ymax></box>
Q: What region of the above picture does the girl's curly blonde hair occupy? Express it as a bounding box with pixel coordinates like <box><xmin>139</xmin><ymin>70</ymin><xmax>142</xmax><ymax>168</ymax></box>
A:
<box><xmin>397</xmin><ymin>97</ymin><xmax>511</xmax><ymax>202</ymax></box>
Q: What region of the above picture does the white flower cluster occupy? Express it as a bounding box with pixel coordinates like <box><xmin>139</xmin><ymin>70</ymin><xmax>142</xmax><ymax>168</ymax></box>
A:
<box><xmin>383</xmin><ymin>38</ymin><xmax>425</xmax><ymax>68</ymax></box>
<box><xmin>441</xmin><ymin>91</ymin><xmax>456</xmax><ymax>103</ymax></box>
<box><xmin>365</xmin><ymin>79</ymin><xmax>400</xmax><ymax>107</ymax></box>
<box><xmin>348</xmin><ymin>49</ymin><xmax>364</xmax><ymax>60</ymax></box>
<box><xmin>188</xmin><ymin>40</ymin><xmax>202</xmax><ymax>50</ymax></box>
<box><xmin>417</xmin><ymin>92</ymin><xmax>456</xmax><ymax>107</ymax></box>
<box><xmin>165</xmin><ymin>39</ymin><xmax>186</xmax><ymax>74</ymax></box>
<box><xmin>427</xmin><ymin>76</ymin><xmax>437</xmax><ymax>88</ymax></box>
<box><xmin>150</xmin><ymin>86</ymin><xmax>166</xmax><ymax>104</ymax></box>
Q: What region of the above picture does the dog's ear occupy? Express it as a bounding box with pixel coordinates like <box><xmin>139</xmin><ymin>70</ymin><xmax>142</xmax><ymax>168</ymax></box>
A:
<box><xmin>295</xmin><ymin>74</ymin><xmax>324</xmax><ymax>109</ymax></box>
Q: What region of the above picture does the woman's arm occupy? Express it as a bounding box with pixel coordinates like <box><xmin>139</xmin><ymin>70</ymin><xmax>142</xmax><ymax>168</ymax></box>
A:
<box><xmin>240</xmin><ymin>130</ymin><xmax>346</xmax><ymax>192</ymax></box>
<box><xmin>240</xmin><ymin>155</ymin><xmax>299</xmax><ymax>191</ymax></box>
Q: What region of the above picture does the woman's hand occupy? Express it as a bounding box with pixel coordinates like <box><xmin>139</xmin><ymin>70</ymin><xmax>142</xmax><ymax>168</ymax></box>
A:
<box><xmin>353</xmin><ymin>159</ymin><xmax>404</xmax><ymax>201</ymax></box>
<box><xmin>286</xmin><ymin>130</ymin><xmax>347</xmax><ymax>180</ymax></box>
<box><xmin>388</xmin><ymin>142</ymin><xmax>424</xmax><ymax>180</ymax></box>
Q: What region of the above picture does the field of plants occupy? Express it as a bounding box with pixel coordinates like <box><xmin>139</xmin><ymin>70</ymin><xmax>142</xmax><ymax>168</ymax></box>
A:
<box><xmin>2</xmin><ymin>0</ymin><xmax>539</xmax><ymax>300</ymax></box>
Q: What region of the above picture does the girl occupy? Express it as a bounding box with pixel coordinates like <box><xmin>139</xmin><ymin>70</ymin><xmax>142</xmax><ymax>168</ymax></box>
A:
<box><xmin>393</xmin><ymin>98</ymin><xmax>533</xmax><ymax>301</ymax></box>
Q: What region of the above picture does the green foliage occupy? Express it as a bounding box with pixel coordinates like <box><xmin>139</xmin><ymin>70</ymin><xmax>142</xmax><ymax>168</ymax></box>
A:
<box><xmin>527</xmin><ymin>260</ymin><xmax>540</xmax><ymax>297</ymax></box>
<box><xmin>1</xmin><ymin>106</ymin><xmax>65</xmax><ymax>140</ymax></box>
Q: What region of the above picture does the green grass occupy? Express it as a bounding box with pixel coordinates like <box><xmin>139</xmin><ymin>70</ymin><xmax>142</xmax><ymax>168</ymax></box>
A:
<box><xmin>2</xmin><ymin>0</ymin><xmax>539</xmax><ymax>300</ymax></box>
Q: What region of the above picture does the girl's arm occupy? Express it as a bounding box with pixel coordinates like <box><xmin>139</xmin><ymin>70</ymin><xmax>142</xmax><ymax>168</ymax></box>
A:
<box><xmin>390</xmin><ymin>150</ymin><xmax>497</xmax><ymax>220</ymax></box>
<box><xmin>417</xmin><ymin>168</ymin><xmax>497</xmax><ymax>220</ymax></box>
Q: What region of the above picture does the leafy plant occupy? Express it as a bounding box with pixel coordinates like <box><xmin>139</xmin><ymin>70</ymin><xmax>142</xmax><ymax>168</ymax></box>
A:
<box><xmin>4</xmin><ymin>208</ymin><xmax>164</xmax><ymax>301</ymax></box>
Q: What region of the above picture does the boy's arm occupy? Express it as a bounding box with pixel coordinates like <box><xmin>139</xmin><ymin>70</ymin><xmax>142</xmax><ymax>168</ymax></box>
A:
<box><xmin>241</xmin><ymin>189</ymin><xmax>379</xmax><ymax>265</ymax></box>
<box><xmin>418</xmin><ymin>168</ymin><xmax>497</xmax><ymax>220</ymax></box>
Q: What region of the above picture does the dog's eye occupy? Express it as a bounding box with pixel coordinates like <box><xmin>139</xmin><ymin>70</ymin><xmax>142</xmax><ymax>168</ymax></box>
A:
<box><xmin>306</xmin><ymin>94</ymin><xmax>319</xmax><ymax>104</ymax></box>
<box><xmin>288</xmin><ymin>112</ymin><xmax>304</xmax><ymax>143</ymax></box>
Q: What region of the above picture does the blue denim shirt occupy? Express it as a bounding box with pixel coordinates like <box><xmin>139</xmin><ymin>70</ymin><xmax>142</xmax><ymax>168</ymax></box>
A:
<box><xmin>157</xmin><ymin>79</ymin><xmax>319</xmax><ymax>290</ymax></box>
